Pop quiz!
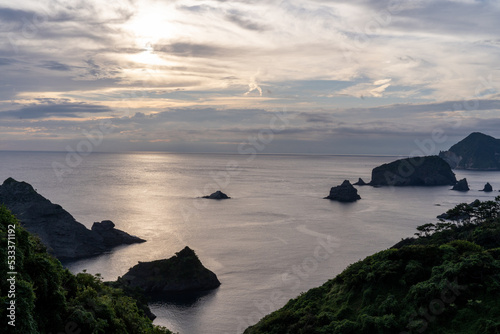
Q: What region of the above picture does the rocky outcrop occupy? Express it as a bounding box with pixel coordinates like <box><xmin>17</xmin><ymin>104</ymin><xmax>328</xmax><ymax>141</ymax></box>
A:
<box><xmin>353</xmin><ymin>178</ymin><xmax>368</xmax><ymax>186</ymax></box>
<box><xmin>202</xmin><ymin>190</ymin><xmax>230</xmax><ymax>199</ymax></box>
<box><xmin>481</xmin><ymin>183</ymin><xmax>493</xmax><ymax>192</ymax></box>
<box><xmin>324</xmin><ymin>180</ymin><xmax>361</xmax><ymax>202</ymax></box>
<box><xmin>91</xmin><ymin>220</ymin><xmax>145</xmax><ymax>248</ymax></box>
<box><xmin>118</xmin><ymin>246</ymin><xmax>221</xmax><ymax>293</ymax></box>
<box><xmin>370</xmin><ymin>156</ymin><xmax>457</xmax><ymax>186</ymax></box>
<box><xmin>439</xmin><ymin>132</ymin><xmax>500</xmax><ymax>170</ymax></box>
<box><xmin>436</xmin><ymin>212</ymin><xmax>450</xmax><ymax>220</ymax></box>
<box><xmin>0</xmin><ymin>178</ymin><xmax>145</xmax><ymax>260</ymax></box>
<box><xmin>452</xmin><ymin>178</ymin><xmax>470</xmax><ymax>191</ymax></box>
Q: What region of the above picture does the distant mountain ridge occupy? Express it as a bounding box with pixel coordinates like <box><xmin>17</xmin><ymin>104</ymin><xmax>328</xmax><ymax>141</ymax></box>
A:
<box><xmin>439</xmin><ymin>132</ymin><xmax>500</xmax><ymax>170</ymax></box>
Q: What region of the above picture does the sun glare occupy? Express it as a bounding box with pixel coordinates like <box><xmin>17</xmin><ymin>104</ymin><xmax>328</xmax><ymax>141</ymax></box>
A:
<box><xmin>130</xmin><ymin>44</ymin><xmax>166</xmax><ymax>66</ymax></box>
<box><xmin>126</xmin><ymin>3</ymin><xmax>179</xmax><ymax>66</ymax></box>
<box><xmin>128</xmin><ymin>4</ymin><xmax>178</xmax><ymax>43</ymax></box>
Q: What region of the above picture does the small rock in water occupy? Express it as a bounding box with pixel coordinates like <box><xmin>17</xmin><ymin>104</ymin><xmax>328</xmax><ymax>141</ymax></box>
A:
<box><xmin>324</xmin><ymin>180</ymin><xmax>361</xmax><ymax>202</ymax></box>
<box><xmin>202</xmin><ymin>190</ymin><xmax>230</xmax><ymax>200</ymax></box>
<box><xmin>452</xmin><ymin>178</ymin><xmax>469</xmax><ymax>191</ymax></box>
<box><xmin>353</xmin><ymin>178</ymin><xmax>368</xmax><ymax>186</ymax></box>
<box><xmin>481</xmin><ymin>182</ymin><xmax>493</xmax><ymax>192</ymax></box>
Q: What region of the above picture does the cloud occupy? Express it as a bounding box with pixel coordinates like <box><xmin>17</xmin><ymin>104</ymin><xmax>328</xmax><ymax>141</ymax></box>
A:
<box><xmin>76</xmin><ymin>58</ymin><xmax>122</xmax><ymax>81</ymax></box>
<box><xmin>0</xmin><ymin>0</ymin><xmax>500</xmax><ymax>153</ymax></box>
<box><xmin>344</xmin><ymin>99</ymin><xmax>500</xmax><ymax>114</ymax></box>
<box><xmin>0</xmin><ymin>7</ymin><xmax>35</xmax><ymax>23</ymax></box>
<box><xmin>244</xmin><ymin>76</ymin><xmax>263</xmax><ymax>96</ymax></box>
<box><xmin>225</xmin><ymin>12</ymin><xmax>268</xmax><ymax>31</ymax></box>
<box><xmin>0</xmin><ymin>57</ymin><xmax>15</xmax><ymax>65</ymax></box>
<box><xmin>3</xmin><ymin>104</ymin><xmax>500</xmax><ymax>155</ymax></box>
<box><xmin>370</xmin><ymin>80</ymin><xmax>391</xmax><ymax>97</ymax></box>
<box><xmin>373</xmin><ymin>78</ymin><xmax>392</xmax><ymax>86</ymax></box>
<box><xmin>0</xmin><ymin>102</ymin><xmax>113</xmax><ymax>119</ymax></box>
<box><xmin>156</xmin><ymin>42</ymin><xmax>251</xmax><ymax>58</ymax></box>
<box><xmin>302</xmin><ymin>113</ymin><xmax>336</xmax><ymax>123</ymax></box>
<box><xmin>39</xmin><ymin>60</ymin><xmax>72</xmax><ymax>71</ymax></box>
<box><xmin>335</xmin><ymin>79</ymin><xmax>393</xmax><ymax>98</ymax></box>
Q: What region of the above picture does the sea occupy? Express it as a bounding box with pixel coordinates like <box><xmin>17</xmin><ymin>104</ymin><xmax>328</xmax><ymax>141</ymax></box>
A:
<box><xmin>1</xmin><ymin>151</ymin><xmax>499</xmax><ymax>334</ymax></box>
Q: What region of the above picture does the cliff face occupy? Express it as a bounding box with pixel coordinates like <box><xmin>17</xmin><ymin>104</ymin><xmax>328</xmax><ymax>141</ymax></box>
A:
<box><xmin>119</xmin><ymin>246</ymin><xmax>221</xmax><ymax>293</ymax></box>
<box><xmin>0</xmin><ymin>178</ymin><xmax>145</xmax><ymax>260</ymax></box>
<box><xmin>370</xmin><ymin>156</ymin><xmax>457</xmax><ymax>186</ymax></box>
<box><xmin>439</xmin><ymin>132</ymin><xmax>500</xmax><ymax>170</ymax></box>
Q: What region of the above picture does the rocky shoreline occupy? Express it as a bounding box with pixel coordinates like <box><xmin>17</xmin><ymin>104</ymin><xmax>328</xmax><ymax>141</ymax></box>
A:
<box><xmin>0</xmin><ymin>177</ymin><xmax>145</xmax><ymax>260</ymax></box>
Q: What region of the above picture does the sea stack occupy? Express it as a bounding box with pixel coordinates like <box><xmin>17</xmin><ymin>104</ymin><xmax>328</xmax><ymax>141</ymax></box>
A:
<box><xmin>324</xmin><ymin>180</ymin><xmax>361</xmax><ymax>202</ymax></box>
<box><xmin>202</xmin><ymin>190</ymin><xmax>231</xmax><ymax>199</ymax></box>
<box><xmin>118</xmin><ymin>246</ymin><xmax>221</xmax><ymax>293</ymax></box>
<box><xmin>481</xmin><ymin>183</ymin><xmax>493</xmax><ymax>192</ymax></box>
<box><xmin>353</xmin><ymin>178</ymin><xmax>368</xmax><ymax>186</ymax></box>
<box><xmin>452</xmin><ymin>178</ymin><xmax>470</xmax><ymax>191</ymax></box>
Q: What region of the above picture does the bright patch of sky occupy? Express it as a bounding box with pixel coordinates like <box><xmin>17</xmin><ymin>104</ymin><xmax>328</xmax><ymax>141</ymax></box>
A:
<box><xmin>0</xmin><ymin>0</ymin><xmax>499</xmax><ymax>153</ymax></box>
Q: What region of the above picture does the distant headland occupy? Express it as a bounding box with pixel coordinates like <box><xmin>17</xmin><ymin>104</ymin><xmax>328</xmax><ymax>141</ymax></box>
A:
<box><xmin>369</xmin><ymin>155</ymin><xmax>457</xmax><ymax>186</ymax></box>
<box><xmin>439</xmin><ymin>132</ymin><xmax>500</xmax><ymax>170</ymax></box>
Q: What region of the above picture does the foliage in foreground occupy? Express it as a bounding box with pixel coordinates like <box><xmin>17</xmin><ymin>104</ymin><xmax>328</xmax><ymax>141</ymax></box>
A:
<box><xmin>0</xmin><ymin>205</ymin><xmax>174</xmax><ymax>334</ymax></box>
<box><xmin>245</xmin><ymin>197</ymin><xmax>500</xmax><ymax>334</ymax></box>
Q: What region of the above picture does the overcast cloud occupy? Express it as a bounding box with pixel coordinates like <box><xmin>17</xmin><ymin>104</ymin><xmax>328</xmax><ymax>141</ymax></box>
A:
<box><xmin>0</xmin><ymin>0</ymin><xmax>499</xmax><ymax>154</ymax></box>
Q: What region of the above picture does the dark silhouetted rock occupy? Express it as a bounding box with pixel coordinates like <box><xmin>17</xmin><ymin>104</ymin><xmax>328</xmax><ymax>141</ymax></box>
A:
<box><xmin>439</xmin><ymin>132</ymin><xmax>500</xmax><ymax>170</ymax></box>
<box><xmin>481</xmin><ymin>183</ymin><xmax>493</xmax><ymax>192</ymax></box>
<box><xmin>452</xmin><ymin>178</ymin><xmax>470</xmax><ymax>191</ymax></box>
<box><xmin>92</xmin><ymin>220</ymin><xmax>145</xmax><ymax>248</ymax></box>
<box><xmin>437</xmin><ymin>213</ymin><xmax>450</xmax><ymax>220</ymax></box>
<box><xmin>353</xmin><ymin>178</ymin><xmax>368</xmax><ymax>186</ymax></box>
<box><xmin>202</xmin><ymin>190</ymin><xmax>230</xmax><ymax>200</ymax></box>
<box><xmin>119</xmin><ymin>246</ymin><xmax>221</xmax><ymax>293</ymax></box>
<box><xmin>0</xmin><ymin>177</ymin><xmax>145</xmax><ymax>260</ymax></box>
<box><xmin>370</xmin><ymin>156</ymin><xmax>457</xmax><ymax>186</ymax></box>
<box><xmin>324</xmin><ymin>180</ymin><xmax>361</xmax><ymax>202</ymax></box>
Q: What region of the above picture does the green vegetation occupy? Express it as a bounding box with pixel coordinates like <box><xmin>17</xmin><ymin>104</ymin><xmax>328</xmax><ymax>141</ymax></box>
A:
<box><xmin>0</xmin><ymin>205</ymin><xmax>174</xmax><ymax>334</ymax></box>
<box><xmin>245</xmin><ymin>197</ymin><xmax>500</xmax><ymax>334</ymax></box>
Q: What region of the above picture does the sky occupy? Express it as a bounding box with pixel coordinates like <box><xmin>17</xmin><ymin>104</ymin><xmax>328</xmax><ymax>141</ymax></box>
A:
<box><xmin>1</xmin><ymin>0</ymin><xmax>500</xmax><ymax>155</ymax></box>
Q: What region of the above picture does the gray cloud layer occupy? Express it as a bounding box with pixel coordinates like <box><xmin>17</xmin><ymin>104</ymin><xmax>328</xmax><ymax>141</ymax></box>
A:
<box><xmin>1</xmin><ymin>102</ymin><xmax>113</xmax><ymax>119</ymax></box>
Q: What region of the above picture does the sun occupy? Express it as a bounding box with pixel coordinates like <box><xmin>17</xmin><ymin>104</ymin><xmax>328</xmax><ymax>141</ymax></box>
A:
<box><xmin>127</xmin><ymin>3</ymin><xmax>178</xmax><ymax>45</ymax></box>
<box><xmin>125</xmin><ymin>3</ymin><xmax>180</xmax><ymax>66</ymax></box>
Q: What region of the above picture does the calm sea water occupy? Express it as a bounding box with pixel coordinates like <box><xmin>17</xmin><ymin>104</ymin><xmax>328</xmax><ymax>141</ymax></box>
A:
<box><xmin>1</xmin><ymin>151</ymin><xmax>499</xmax><ymax>334</ymax></box>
